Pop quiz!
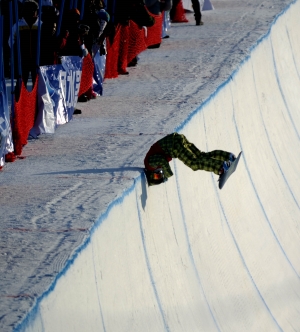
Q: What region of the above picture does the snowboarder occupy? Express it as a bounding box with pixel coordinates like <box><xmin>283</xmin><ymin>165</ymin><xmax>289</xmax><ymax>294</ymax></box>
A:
<box><xmin>144</xmin><ymin>132</ymin><xmax>236</xmax><ymax>186</ymax></box>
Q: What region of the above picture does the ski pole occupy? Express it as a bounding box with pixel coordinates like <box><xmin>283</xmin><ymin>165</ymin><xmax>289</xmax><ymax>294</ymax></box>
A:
<box><xmin>80</xmin><ymin>0</ymin><xmax>85</xmax><ymax>20</ymax></box>
<box><xmin>13</xmin><ymin>0</ymin><xmax>22</xmax><ymax>89</ymax></box>
<box><xmin>56</xmin><ymin>0</ymin><xmax>65</xmax><ymax>36</ymax></box>
<box><xmin>0</xmin><ymin>16</ymin><xmax>3</xmax><ymax>84</ymax></box>
<box><xmin>36</xmin><ymin>0</ymin><xmax>42</xmax><ymax>70</ymax></box>
<box><xmin>9</xmin><ymin>0</ymin><xmax>15</xmax><ymax>127</ymax></box>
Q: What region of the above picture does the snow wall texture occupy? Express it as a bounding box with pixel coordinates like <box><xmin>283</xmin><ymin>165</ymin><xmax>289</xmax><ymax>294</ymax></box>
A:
<box><xmin>16</xmin><ymin>1</ymin><xmax>300</xmax><ymax>331</ymax></box>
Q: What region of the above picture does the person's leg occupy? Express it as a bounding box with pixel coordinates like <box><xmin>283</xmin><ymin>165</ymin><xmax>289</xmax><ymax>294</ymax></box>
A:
<box><xmin>175</xmin><ymin>136</ymin><xmax>232</xmax><ymax>162</ymax></box>
<box><xmin>178</xmin><ymin>149</ymin><xmax>224</xmax><ymax>174</ymax></box>
<box><xmin>205</xmin><ymin>150</ymin><xmax>231</xmax><ymax>161</ymax></box>
<box><xmin>191</xmin><ymin>0</ymin><xmax>202</xmax><ymax>25</ymax></box>
<box><xmin>171</xmin><ymin>133</ymin><xmax>202</xmax><ymax>158</ymax></box>
<box><xmin>172</xmin><ymin>134</ymin><xmax>228</xmax><ymax>175</ymax></box>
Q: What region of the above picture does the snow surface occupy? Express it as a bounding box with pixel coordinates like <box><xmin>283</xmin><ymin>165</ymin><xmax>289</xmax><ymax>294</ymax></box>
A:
<box><xmin>1</xmin><ymin>0</ymin><xmax>300</xmax><ymax>331</ymax></box>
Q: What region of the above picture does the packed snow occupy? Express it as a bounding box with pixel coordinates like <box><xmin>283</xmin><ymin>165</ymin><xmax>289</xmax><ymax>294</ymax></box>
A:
<box><xmin>1</xmin><ymin>0</ymin><xmax>299</xmax><ymax>331</ymax></box>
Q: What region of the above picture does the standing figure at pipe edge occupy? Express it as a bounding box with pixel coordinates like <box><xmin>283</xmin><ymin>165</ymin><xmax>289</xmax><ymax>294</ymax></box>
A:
<box><xmin>144</xmin><ymin>132</ymin><xmax>236</xmax><ymax>186</ymax></box>
<box><xmin>8</xmin><ymin>0</ymin><xmax>40</xmax><ymax>87</ymax></box>
<box><xmin>170</xmin><ymin>0</ymin><xmax>203</xmax><ymax>25</ymax></box>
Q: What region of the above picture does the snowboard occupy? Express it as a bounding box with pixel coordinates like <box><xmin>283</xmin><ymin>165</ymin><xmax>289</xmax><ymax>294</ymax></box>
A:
<box><xmin>218</xmin><ymin>151</ymin><xmax>242</xmax><ymax>189</ymax></box>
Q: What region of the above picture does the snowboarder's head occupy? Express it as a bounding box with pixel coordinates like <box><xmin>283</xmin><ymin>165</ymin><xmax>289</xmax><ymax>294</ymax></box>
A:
<box><xmin>147</xmin><ymin>168</ymin><xmax>165</xmax><ymax>186</ymax></box>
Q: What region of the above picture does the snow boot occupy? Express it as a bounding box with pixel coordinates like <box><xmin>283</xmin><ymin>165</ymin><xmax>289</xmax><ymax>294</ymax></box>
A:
<box><xmin>229</xmin><ymin>153</ymin><xmax>236</xmax><ymax>162</ymax></box>
<box><xmin>219</xmin><ymin>161</ymin><xmax>231</xmax><ymax>176</ymax></box>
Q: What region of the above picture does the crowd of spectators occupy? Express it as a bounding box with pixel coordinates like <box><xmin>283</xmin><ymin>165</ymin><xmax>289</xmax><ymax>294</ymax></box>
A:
<box><xmin>0</xmin><ymin>0</ymin><xmax>205</xmax><ymax>162</ymax></box>
<box><xmin>2</xmin><ymin>0</ymin><xmax>203</xmax><ymax>92</ymax></box>
<box><xmin>4</xmin><ymin>0</ymin><xmax>109</xmax><ymax>86</ymax></box>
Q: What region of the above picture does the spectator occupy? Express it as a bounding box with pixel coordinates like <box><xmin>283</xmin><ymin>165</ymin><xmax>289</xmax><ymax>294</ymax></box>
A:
<box><xmin>40</xmin><ymin>6</ymin><xmax>58</xmax><ymax>65</ymax></box>
<box><xmin>145</xmin><ymin>0</ymin><xmax>173</xmax><ymax>15</ymax></box>
<box><xmin>108</xmin><ymin>0</ymin><xmax>130</xmax><ymax>25</ymax></box>
<box><xmin>59</xmin><ymin>9</ymin><xmax>89</xmax><ymax>57</ymax></box>
<box><xmin>82</xmin><ymin>0</ymin><xmax>110</xmax><ymax>56</ymax></box>
<box><xmin>170</xmin><ymin>0</ymin><xmax>203</xmax><ymax>25</ymax></box>
<box><xmin>109</xmin><ymin>0</ymin><xmax>155</xmax><ymax>27</ymax></box>
<box><xmin>145</xmin><ymin>0</ymin><xmax>161</xmax><ymax>14</ymax></box>
<box><xmin>8</xmin><ymin>0</ymin><xmax>41</xmax><ymax>87</ymax></box>
<box><xmin>59</xmin><ymin>9</ymin><xmax>93</xmax><ymax>103</ymax></box>
<box><xmin>130</xmin><ymin>0</ymin><xmax>155</xmax><ymax>27</ymax></box>
<box><xmin>144</xmin><ymin>0</ymin><xmax>172</xmax><ymax>49</ymax></box>
<box><xmin>161</xmin><ymin>0</ymin><xmax>173</xmax><ymax>12</ymax></box>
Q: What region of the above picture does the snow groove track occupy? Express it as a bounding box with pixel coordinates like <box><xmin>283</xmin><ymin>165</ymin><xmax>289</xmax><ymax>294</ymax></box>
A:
<box><xmin>16</xmin><ymin>1</ymin><xmax>300</xmax><ymax>331</ymax></box>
